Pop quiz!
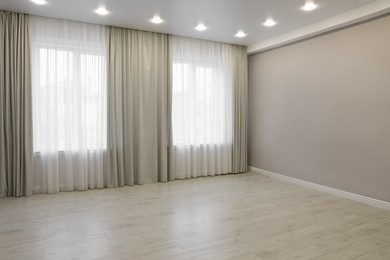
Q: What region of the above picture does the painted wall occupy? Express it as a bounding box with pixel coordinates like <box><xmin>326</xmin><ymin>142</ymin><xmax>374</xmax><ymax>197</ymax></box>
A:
<box><xmin>248</xmin><ymin>15</ymin><xmax>390</xmax><ymax>202</ymax></box>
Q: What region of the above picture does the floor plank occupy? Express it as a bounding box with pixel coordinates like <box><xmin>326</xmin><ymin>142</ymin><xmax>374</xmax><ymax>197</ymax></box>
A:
<box><xmin>0</xmin><ymin>172</ymin><xmax>389</xmax><ymax>260</ymax></box>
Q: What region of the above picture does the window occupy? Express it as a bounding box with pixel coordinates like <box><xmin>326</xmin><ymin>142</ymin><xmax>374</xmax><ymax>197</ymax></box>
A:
<box><xmin>170</xmin><ymin>36</ymin><xmax>236</xmax><ymax>178</ymax></box>
<box><xmin>31</xmin><ymin>23</ymin><xmax>107</xmax><ymax>152</ymax></box>
<box><xmin>172</xmin><ymin>56</ymin><xmax>232</xmax><ymax>146</ymax></box>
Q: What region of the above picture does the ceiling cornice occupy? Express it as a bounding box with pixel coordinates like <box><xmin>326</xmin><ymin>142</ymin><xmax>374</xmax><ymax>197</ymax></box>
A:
<box><xmin>248</xmin><ymin>0</ymin><xmax>390</xmax><ymax>55</ymax></box>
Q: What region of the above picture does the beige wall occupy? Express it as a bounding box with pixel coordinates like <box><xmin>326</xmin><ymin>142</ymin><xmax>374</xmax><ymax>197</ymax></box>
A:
<box><xmin>248</xmin><ymin>15</ymin><xmax>390</xmax><ymax>202</ymax></box>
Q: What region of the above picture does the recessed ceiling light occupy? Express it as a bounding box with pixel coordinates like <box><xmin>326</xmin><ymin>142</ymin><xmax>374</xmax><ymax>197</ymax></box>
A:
<box><xmin>150</xmin><ymin>15</ymin><xmax>164</xmax><ymax>24</ymax></box>
<box><xmin>263</xmin><ymin>18</ymin><xmax>277</xmax><ymax>27</ymax></box>
<box><xmin>95</xmin><ymin>7</ymin><xmax>109</xmax><ymax>15</ymax></box>
<box><xmin>302</xmin><ymin>0</ymin><xmax>318</xmax><ymax>11</ymax></box>
<box><xmin>235</xmin><ymin>30</ymin><xmax>247</xmax><ymax>38</ymax></box>
<box><xmin>31</xmin><ymin>0</ymin><xmax>47</xmax><ymax>5</ymax></box>
<box><xmin>195</xmin><ymin>23</ymin><xmax>208</xmax><ymax>31</ymax></box>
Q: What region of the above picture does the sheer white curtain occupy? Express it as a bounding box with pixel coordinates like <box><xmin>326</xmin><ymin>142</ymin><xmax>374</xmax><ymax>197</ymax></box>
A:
<box><xmin>170</xmin><ymin>36</ymin><xmax>234</xmax><ymax>179</ymax></box>
<box><xmin>31</xmin><ymin>17</ymin><xmax>107</xmax><ymax>193</ymax></box>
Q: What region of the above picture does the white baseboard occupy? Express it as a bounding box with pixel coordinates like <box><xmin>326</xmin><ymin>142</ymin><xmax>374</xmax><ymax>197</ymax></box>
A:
<box><xmin>249</xmin><ymin>166</ymin><xmax>390</xmax><ymax>211</ymax></box>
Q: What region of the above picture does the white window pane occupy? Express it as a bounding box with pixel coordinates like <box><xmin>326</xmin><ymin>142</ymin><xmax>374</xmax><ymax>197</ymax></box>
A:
<box><xmin>172</xmin><ymin>60</ymin><xmax>228</xmax><ymax>145</ymax></box>
<box><xmin>32</xmin><ymin>41</ymin><xmax>107</xmax><ymax>152</ymax></box>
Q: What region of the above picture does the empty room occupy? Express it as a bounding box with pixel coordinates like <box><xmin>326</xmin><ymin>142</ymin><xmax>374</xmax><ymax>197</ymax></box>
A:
<box><xmin>0</xmin><ymin>0</ymin><xmax>389</xmax><ymax>259</ymax></box>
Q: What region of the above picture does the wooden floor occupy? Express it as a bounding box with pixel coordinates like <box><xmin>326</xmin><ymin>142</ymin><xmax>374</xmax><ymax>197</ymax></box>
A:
<box><xmin>0</xmin><ymin>172</ymin><xmax>389</xmax><ymax>260</ymax></box>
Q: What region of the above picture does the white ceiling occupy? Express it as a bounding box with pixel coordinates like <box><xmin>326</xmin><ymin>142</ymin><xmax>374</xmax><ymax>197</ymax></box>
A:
<box><xmin>0</xmin><ymin>0</ymin><xmax>385</xmax><ymax>46</ymax></box>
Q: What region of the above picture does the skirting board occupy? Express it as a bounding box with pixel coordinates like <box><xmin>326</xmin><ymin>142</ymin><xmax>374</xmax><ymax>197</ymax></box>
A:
<box><xmin>249</xmin><ymin>166</ymin><xmax>390</xmax><ymax>211</ymax></box>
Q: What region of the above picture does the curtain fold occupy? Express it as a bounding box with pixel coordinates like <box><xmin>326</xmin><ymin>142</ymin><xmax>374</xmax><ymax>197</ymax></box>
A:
<box><xmin>0</xmin><ymin>11</ymin><xmax>33</xmax><ymax>197</ymax></box>
<box><xmin>30</xmin><ymin>17</ymin><xmax>108</xmax><ymax>193</ymax></box>
<box><xmin>107</xmin><ymin>27</ymin><xmax>171</xmax><ymax>187</ymax></box>
<box><xmin>169</xmin><ymin>36</ymin><xmax>247</xmax><ymax>179</ymax></box>
<box><xmin>232</xmin><ymin>45</ymin><xmax>248</xmax><ymax>173</ymax></box>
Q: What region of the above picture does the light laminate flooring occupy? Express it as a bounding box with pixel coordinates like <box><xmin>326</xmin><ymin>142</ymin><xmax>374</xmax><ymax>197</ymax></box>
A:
<box><xmin>0</xmin><ymin>172</ymin><xmax>389</xmax><ymax>260</ymax></box>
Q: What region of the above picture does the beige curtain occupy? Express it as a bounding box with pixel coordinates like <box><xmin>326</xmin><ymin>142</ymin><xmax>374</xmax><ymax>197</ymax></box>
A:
<box><xmin>0</xmin><ymin>11</ymin><xmax>245</xmax><ymax>197</ymax></box>
<box><xmin>232</xmin><ymin>45</ymin><xmax>248</xmax><ymax>173</ymax></box>
<box><xmin>0</xmin><ymin>11</ymin><xmax>33</xmax><ymax>197</ymax></box>
<box><xmin>107</xmin><ymin>27</ymin><xmax>172</xmax><ymax>187</ymax></box>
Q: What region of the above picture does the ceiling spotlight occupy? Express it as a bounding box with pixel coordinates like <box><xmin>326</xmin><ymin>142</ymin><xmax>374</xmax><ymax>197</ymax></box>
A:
<box><xmin>302</xmin><ymin>0</ymin><xmax>318</xmax><ymax>11</ymax></box>
<box><xmin>235</xmin><ymin>30</ymin><xmax>247</xmax><ymax>38</ymax></box>
<box><xmin>95</xmin><ymin>7</ymin><xmax>109</xmax><ymax>15</ymax></box>
<box><xmin>150</xmin><ymin>15</ymin><xmax>164</xmax><ymax>24</ymax></box>
<box><xmin>31</xmin><ymin>0</ymin><xmax>47</xmax><ymax>5</ymax></box>
<box><xmin>263</xmin><ymin>18</ymin><xmax>277</xmax><ymax>27</ymax></box>
<box><xmin>195</xmin><ymin>23</ymin><xmax>208</xmax><ymax>31</ymax></box>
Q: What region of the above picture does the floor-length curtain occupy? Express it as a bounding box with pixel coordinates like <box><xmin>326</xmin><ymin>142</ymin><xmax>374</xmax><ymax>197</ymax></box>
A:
<box><xmin>0</xmin><ymin>11</ymin><xmax>33</xmax><ymax>197</ymax></box>
<box><xmin>232</xmin><ymin>45</ymin><xmax>248</xmax><ymax>173</ymax></box>
<box><xmin>30</xmin><ymin>17</ymin><xmax>108</xmax><ymax>193</ymax></box>
<box><xmin>169</xmin><ymin>36</ymin><xmax>247</xmax><ymax>179</ymax></box>
<box><xmin>107</xmin><ymin>27</ymin><xmax>171</xmax><ymax>187</ymax></box>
